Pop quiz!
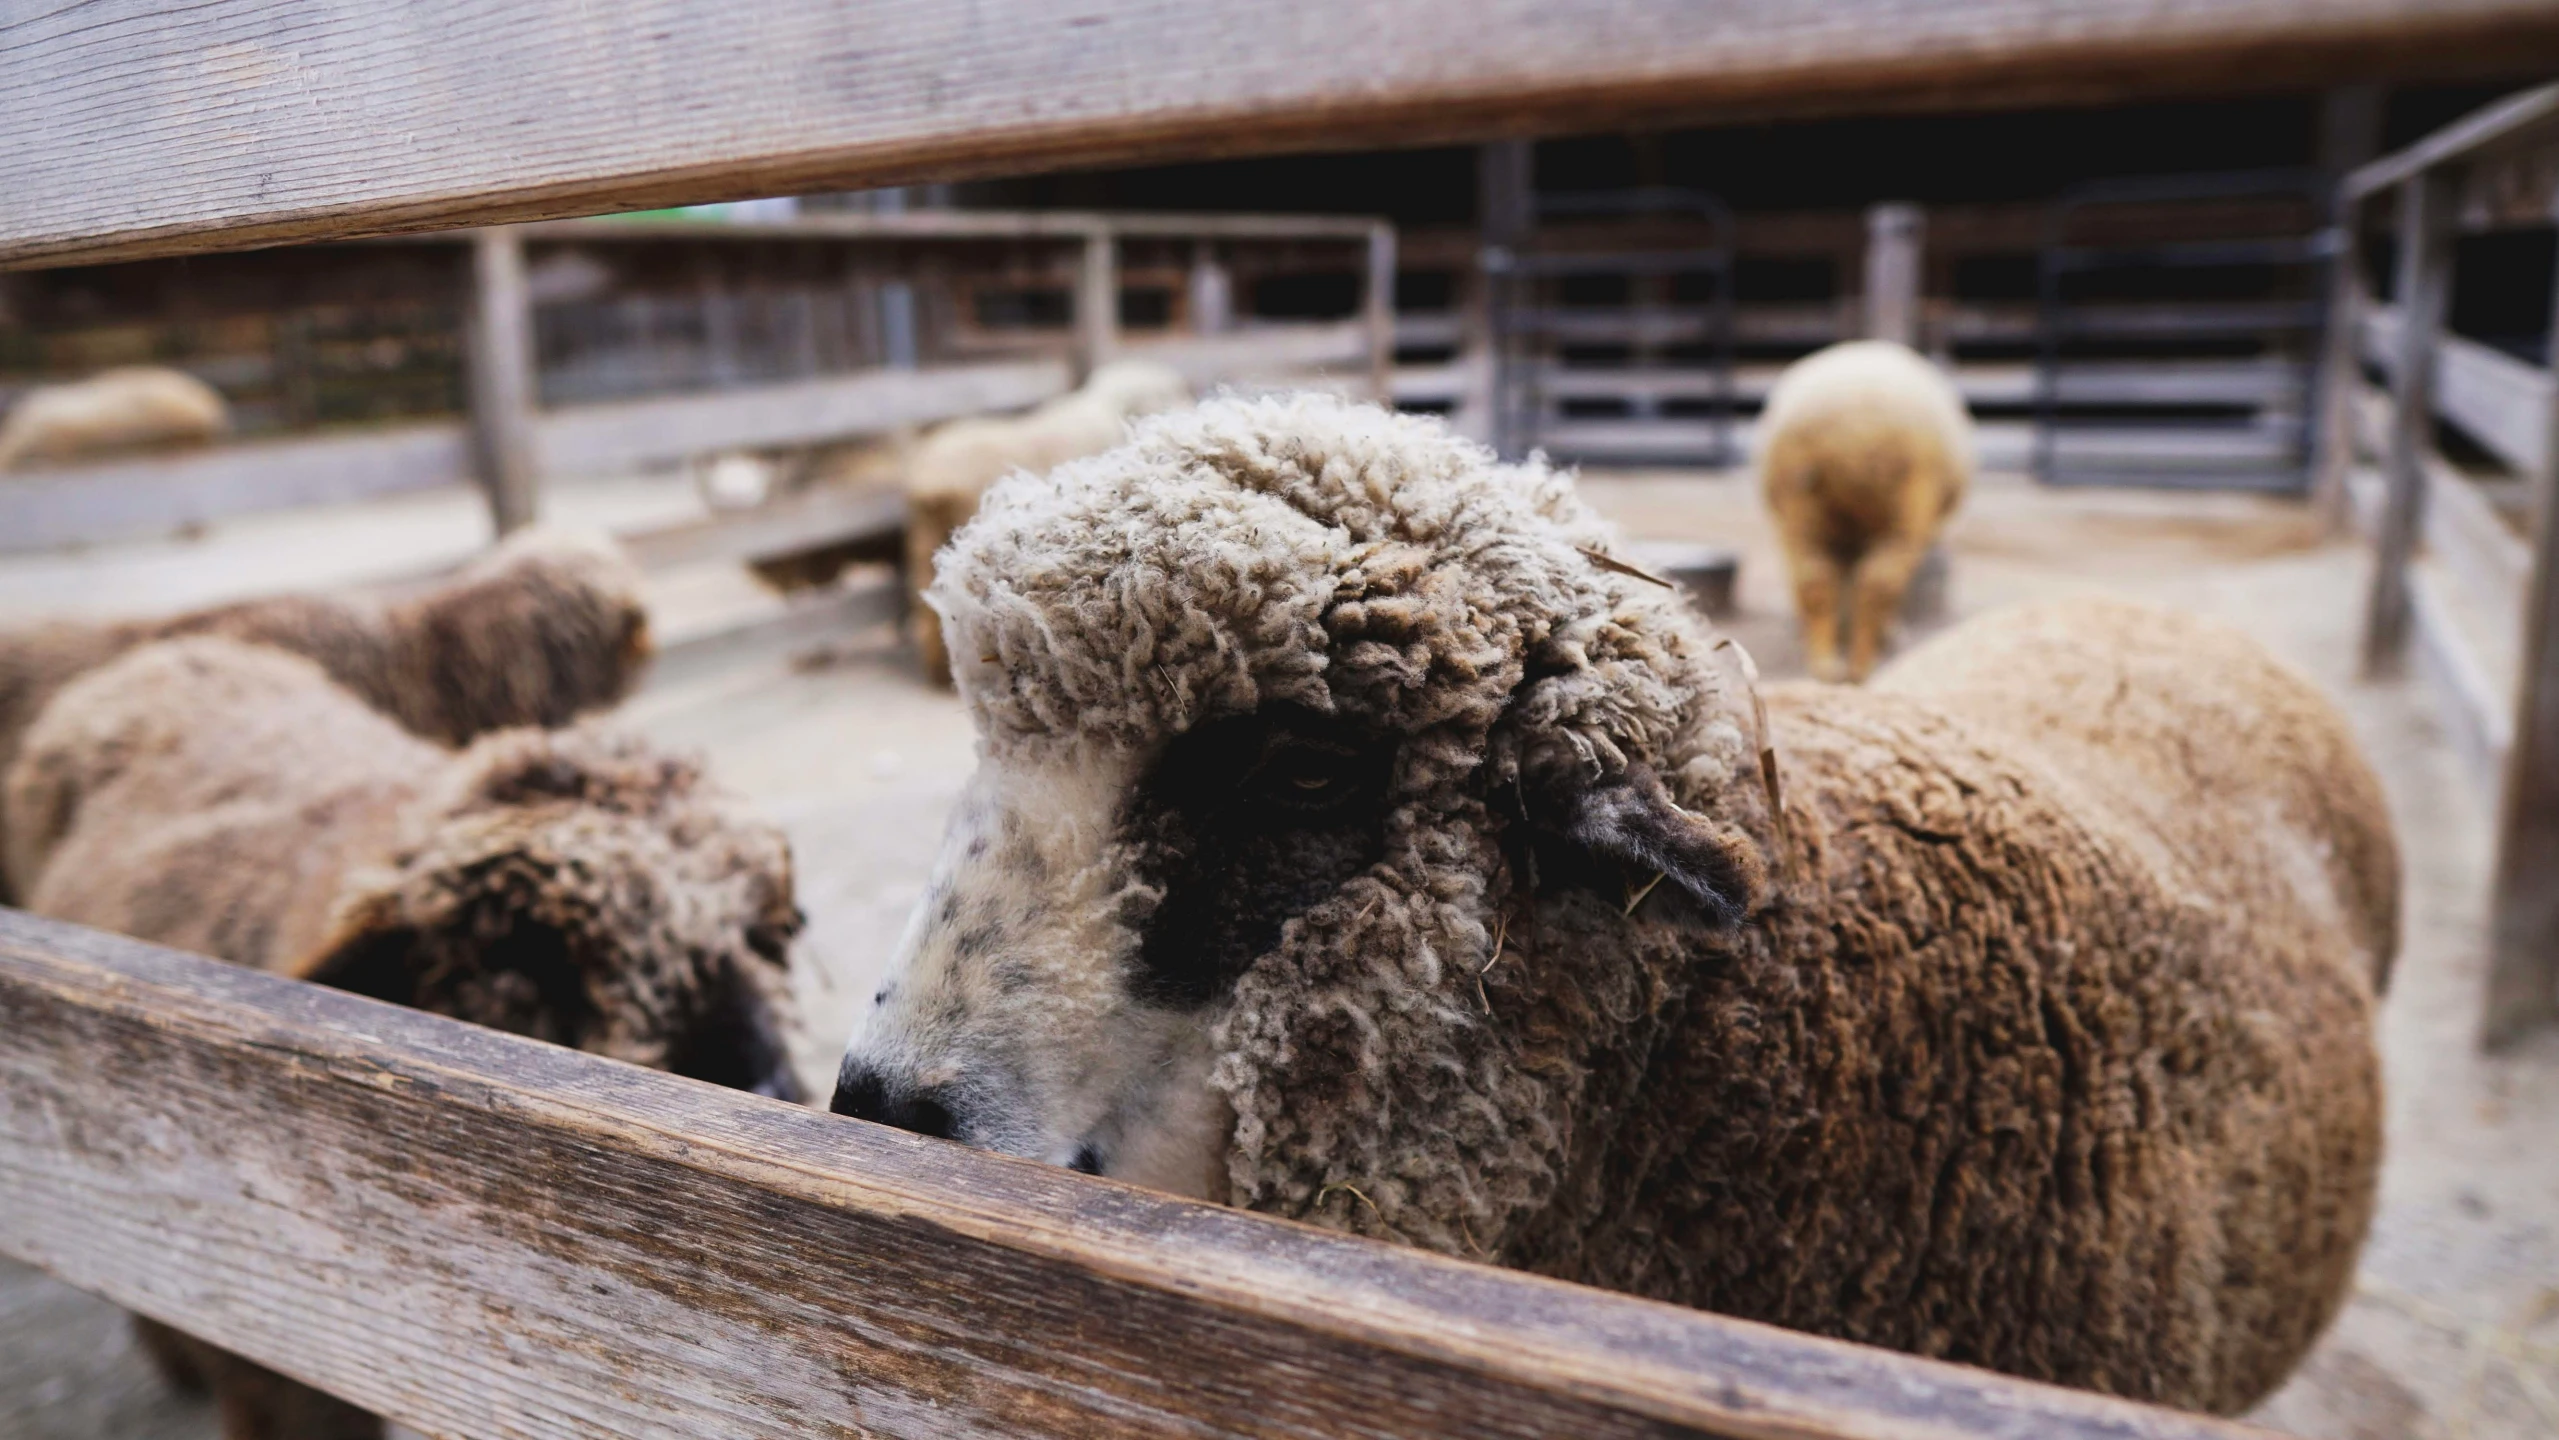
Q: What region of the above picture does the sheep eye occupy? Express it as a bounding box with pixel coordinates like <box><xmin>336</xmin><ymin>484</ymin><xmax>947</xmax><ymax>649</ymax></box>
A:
<box><xmin>1254</xmin><ymin>743</ymin><xmax>1361</xmax><ymax>809</ymax></box>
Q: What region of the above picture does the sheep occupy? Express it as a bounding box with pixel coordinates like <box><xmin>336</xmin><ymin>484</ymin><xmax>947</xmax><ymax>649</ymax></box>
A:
<box><xmin>0</xmin><ymin>526</ymin><xmax>650</xmax><ymax>900</ymax></box>
<box><xmin>1759</xmin><ymin>339</ymin><xmax>1974</xmax><ymax>682</ymax></box>
<box><xmin>0</xmin><ymin>366</ymin><xmax>231</xmax><ymax>471</ymax></box>
<box><xmin>827</xmin><ymin>393</ymin><xmax>2395</xmax><ymax>1415</ymax></box>
<box><xmin>903</xmin><ymin>358</ymin><xmax>1192</xmax><ymax>682</ymax></box>
<box><xmin>8</xmin><ymin>635</ymin><xmax>803</xmax><ymax>1440</ymax></box>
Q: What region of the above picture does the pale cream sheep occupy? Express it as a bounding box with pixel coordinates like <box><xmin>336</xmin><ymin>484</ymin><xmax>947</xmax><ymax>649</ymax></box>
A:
<box><xmin>1758</xmin><ymin>340</ymin><xmax>1973</xmax><ymax>681</ymax></box>
<box><xmin>903</xmin><ymin>359</ymin><xmax>1191</xmax><ymax>682</ymax></box>
<box><xmin>0</xmin><ymin>366</ymin><xmax>231</xmax><ymax>471</ymax></box>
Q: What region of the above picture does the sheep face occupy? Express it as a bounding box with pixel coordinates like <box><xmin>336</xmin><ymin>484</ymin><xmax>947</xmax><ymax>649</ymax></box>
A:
<box><xmin>308</xmin><ymin>729</ymin><xmax>805</xmax><ymax>1101</ymax></box>
<box><xmin>834</xmin><ymin>395</ymin><xmax>1772</xmax><ymax>1254</ymax></box>
<box><xmin>838</xmin><ymin>705</ymin><xmax>1403</xmax><ymax>1195</ymax></box>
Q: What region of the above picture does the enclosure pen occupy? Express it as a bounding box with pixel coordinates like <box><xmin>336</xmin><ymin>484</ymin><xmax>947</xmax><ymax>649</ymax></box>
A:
<box><xmin>7</xmin><ymin>0</ymin><xmax>2559</xmax><ymax>1436</ymax></box>
<box><xmin>2322</xmin><ymin>82</ymin><xmax>2559</xmax><ymax>1047</ymax></box>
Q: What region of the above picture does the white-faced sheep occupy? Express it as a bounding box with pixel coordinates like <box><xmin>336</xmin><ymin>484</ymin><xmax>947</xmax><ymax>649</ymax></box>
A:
<box><xmin>829</xmin><ymin>393</ymin><xmax>2395</xmax><ymax>1414</ymax></box>
<box><xmin>8</xmin><ymin>635</ymin><xmax>802</xmax><ymax>1440</ymax></box>
<box><xmin>0</xmin><ymin>366</ymin><xmax>231</xmax><ymax>471</ymax></box>
<box><xmin>903</xmin><ymin>358</ymin><xmax>1192</xmax><ymax>682</ymax></box>
<box><xmin>0</xmin><ymin>526</ymin><xmax>651</xmax><ymax>901</ymax></box>
<box><xmin>1759</xmin><ymin>339</ymin><xmax>1973</xmax><ymax>682</ymax></box>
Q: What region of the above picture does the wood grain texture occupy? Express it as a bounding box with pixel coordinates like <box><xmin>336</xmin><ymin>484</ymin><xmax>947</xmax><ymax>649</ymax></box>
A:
<box><xmin>2481</xmin><ymin>238</ymin><xmax>2559</xmax><ymax>1047</ymax></box>
<box><xmin>2345</xmin><ymin>81</ymin><xmax>2559</xmax><ymax>199</ymax></box>
<box><xmin>11</xmin><ymin>0</ymin><xmax>2559</xmax><ymax>269</ymax></box>
<box><xmin>2363</xmin><ymin>171</ymin><xmax>2457</xmax><ymax>674</ymax></box>
<box><xmin>0</xmin><ymin>423</ymin><xmax>473</xmax><ymax>555</ymax></box>
<box><xmin>466</xmin><ymin>229</ymin><xmax>541</xmax><ymax>532</ymax></box>
<box><xmin>620</xmin><ymin>488</ymin><xmax>908</xmax><ymax>573</ymax></box>
<box><xmin>535</xmin><ymin>359</ymin><xmax>1070</xmax><ymax>477</ymax></box>
<box><xmin>0</xmin><ymin>909</ymin><xmax>2286</xmax><ymax>1440</ymax></box>
<box><xmin>2361</xmin><ymin>304</ymin><xmax>2554</xmax><ymax>478</ymax></box>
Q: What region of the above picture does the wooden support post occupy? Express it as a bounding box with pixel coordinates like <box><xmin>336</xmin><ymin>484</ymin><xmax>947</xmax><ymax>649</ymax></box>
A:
<box><xmin>2312</xmin><ymin>86</ymin><xmax>2385</xmax><ymax>529</ymax></box>
<box><xmin>1480</xmin><ymin>140</ymin><xmax>1534</xmax><ymax>459</ymax></box>
<box><xmin>2480</xmin><ymin>250</ymin><xmax>2559</xmax><ymax>1047</ymax></box>
<box><xmin>1365</xmin><ymin>222</ymin><xmax>1399</xmax><ymax>405</ymax></box>
<box><xmin>2360</xmin><ymin>170</ymin><xmax>2456</xmax><ymax>675</ymax></box>
<box><xmin>1187</xmin><ymin>242</ymin><xmax>1233</xmax><ymax>335</ymax></box>
<box><xmin>1076</xmin><ymin>225</ymin><xmax>1119</xmax><ymax>380</ymax></box>
<box><xmin>1864</xmin><ymin>202</ymin><xmax>1925</xmax><ymax>349</ymax></box>
<box><xmin>464</xmin><ymin>227</ymin><xmax>539</xmax><ymax>534</ymax></box>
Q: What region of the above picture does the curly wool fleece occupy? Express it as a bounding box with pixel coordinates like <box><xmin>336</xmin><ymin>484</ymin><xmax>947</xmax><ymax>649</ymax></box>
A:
<box><xmin>924</xmin><ymin>394</ymin><xmax>2389</xmax><ymax>1412</ymax></box>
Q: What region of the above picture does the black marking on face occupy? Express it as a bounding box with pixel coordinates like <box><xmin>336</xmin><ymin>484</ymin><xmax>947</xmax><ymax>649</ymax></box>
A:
<box><xmin>1125</xmin><ymin>703</ymin><xmax>1398</xmax><ymax>1009</ymax></box>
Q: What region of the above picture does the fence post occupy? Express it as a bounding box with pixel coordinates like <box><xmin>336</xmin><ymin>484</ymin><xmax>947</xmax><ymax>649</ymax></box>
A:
<box><xmin>2359</xmin><ymin>170</ymin><xmax>2456</xmax><ymax>674</ymax></box>
<box><xmin>1076</xmin><ymin>224</ymin><xmax>1119</xmax><ymax>381</ymax></box>
<box><xmin>1863</xmin><ymin>202</ymin><xmax>1925</xmax><ymax>348</ymax></box>
<box><xmin>1365</xmin><ymin>222</ymin><xmax>1399</xmax><ymax>406</ymax></box>
<box><xmin>2481</xmin><ymin>245</ymin><xmax>2559</xmax><ymax>1047</ymax></box>
<box><xmin>2311</xmin><ymin>86</ymin><xmax>2385</xmax><ymax>527</ymax></box>
<box><xmin>465</xmin><ymin>227</ymin><xmax>540</xmax><ymax>534</ymax></box>
<box><xmin>1480</xmin><ymin>139</ymin><xmax>1533</xmax><ymax>459</ymax></box>
<box><xmin>1187</xmin><ymin>242</ymin><xmax>1233</xmax><ymax>335</ymax></box>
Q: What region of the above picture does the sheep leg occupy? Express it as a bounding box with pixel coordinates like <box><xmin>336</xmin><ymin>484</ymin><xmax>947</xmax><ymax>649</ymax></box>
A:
<box><xmin>1778</xmin><ymin>536</ymin><xmax>1851</xmax><ymax>683</ymax></box>
<box><xmin>1844</xmin><ymin>532</ymin><xmax>1933</xmax><ymax>682</ymax></box>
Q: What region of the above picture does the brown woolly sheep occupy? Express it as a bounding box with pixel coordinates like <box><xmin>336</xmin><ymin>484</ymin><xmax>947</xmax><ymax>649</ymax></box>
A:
<box><xmin>0</xmin><ymin>366</ymin><xmax>230</xmax><ymax>471</ymax></box>
<box><xmin>8</xmin><ymin>636</ymin><xmax>801</xmax><ymax>1440</ymax></box>
<box><xmin>1759</xmin><ymin>339</ymin><xmax>1974</xmax><ymax>682</ymax></box>
<box><xmin>904</xmin><ymin>359</ymin><xmax>1192</xmax><ymax>683</ymax></box>
<box><xmin>0</xmin><ymin>526</ymin><xmax>650</xmax><ymax>901</ymax></box>
<box><xmin>830</xmin><ymin>394</ymin><xmax>2394</xmax><ymax>1414</ymax></box>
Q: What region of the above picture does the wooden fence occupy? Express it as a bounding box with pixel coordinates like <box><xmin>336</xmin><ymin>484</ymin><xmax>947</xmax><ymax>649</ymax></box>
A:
<box><xmin>2318</xmin><ymin>82</ymin><xmax>2559</xmax><ymax>1047</ymax></box>
<box><xmin>0</xmin><ymin>210</ymin><xmax>1392</xmax><ymax>559</ymax></box>
<box><xmin>6</xmin><ymin>3</ymin><xmax>2556</xmax><ymax>1436</ymax></box>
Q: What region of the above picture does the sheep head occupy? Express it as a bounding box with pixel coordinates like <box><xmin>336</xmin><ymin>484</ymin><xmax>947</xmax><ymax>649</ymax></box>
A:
<box><xmin>836</xmin><ymin>395</ymin><xmax>1772</xmax><ymax>1259</ymax></box>
<box><xmin>387</xmin><ymin>527</ymin><xmax>654</xmax><ymax>744</ymax></box>
<box><xmin>305</xmin><ymin>725</ymin><xmax>804</xmax><ymax>1101</ymax></box>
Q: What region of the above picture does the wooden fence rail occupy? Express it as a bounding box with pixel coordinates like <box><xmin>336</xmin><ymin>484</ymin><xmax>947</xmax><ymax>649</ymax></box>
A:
<box><xmin>2325</xmin><ymin>81</ymin><xmax>2559</xmax><ymax>1047</ymax></box>
<box><xmin>0</xmin><ymin>909</ymin><xmax>2267</xmax><ymax>1440</ymax></box>
<box><xmin>10</xmin><ymin>1</ymin><xmax>2559</xmax><ymax>271</ymax></box>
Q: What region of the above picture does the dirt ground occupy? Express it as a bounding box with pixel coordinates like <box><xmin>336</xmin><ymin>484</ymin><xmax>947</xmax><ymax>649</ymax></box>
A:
<box><xmin>3</xmin><ymin>466</ymin><xmax>2554</xmax><ymax>1438</ymax></box>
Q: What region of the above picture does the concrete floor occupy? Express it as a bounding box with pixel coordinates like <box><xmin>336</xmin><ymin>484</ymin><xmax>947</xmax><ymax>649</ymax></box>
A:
<box><xmin>3</xmin><ymin>466</ymin><xmax>2555</xmax><ymax>1438</ymax></box>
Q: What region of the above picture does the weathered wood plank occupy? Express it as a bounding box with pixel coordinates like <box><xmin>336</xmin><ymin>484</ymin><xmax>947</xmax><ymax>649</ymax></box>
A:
<box><xmin>1127</xmin><ymin>322</ymin><xmax>1378</xmax><ymax>390</ymax></box>
<box><xmin>2344</xmin><ymin>80</ymin><xmax>2559</xmax><ymax>199</ymax></box>
<box><xmin>2360</xmin><ymin>305</ymin><xmax>2554</xmax><ymax>479</ymax></box>
<box><xmin>2481</xmin><ymin>246</ymin><xmax>2559</xmax><ymax>1047</ymax></box>
<box><xmin>2364</xmin><ymin>172</ymin><xmax>2458</xmax><ymax>674</ymax></box>
<box><xmin>11</xmin><ymin>0</ymin><xmax>2559</xmax><ymax>269</ymax></box>
<box><xmin>466</xmin><ymin>229</ymin><xmax>542</xmax><ymax>533</ymax></box>
<box><xmin>536</xmin><ymin>359</ymin><xmax>1071</xmax><ymax>478</ymax></box>
<box><xmin>1863</xmin><ymin>203</ymin><xmax>1924</xmax><ymax>347</ymax></box>
<box><xmin>619</xmin><ymin>488</ymin><xmax>907</xmax><ymax>573</ymax></box>
<box><xmin>0</xmin><ymin>424</ymin><xmax>474</xmax><ymax>556</ymax></box>
<box><xmin>0</xmin><ymin>911</ymin><xmax>2275</xmax><ymax>1440</ymax></box>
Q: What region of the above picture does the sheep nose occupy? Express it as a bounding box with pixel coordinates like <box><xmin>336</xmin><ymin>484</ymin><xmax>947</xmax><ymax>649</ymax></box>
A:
<box><xmin>829</xmin><ymin>1063</ymin><xmax>957</xmax><ymax>1140</ymax></box>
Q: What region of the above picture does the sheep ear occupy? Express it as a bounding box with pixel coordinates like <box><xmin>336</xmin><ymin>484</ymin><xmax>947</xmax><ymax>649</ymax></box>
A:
<box><xmin>1532</xmin><ymin>765</ymin><xmax>1763</xmax><ymax>929</ymax></box>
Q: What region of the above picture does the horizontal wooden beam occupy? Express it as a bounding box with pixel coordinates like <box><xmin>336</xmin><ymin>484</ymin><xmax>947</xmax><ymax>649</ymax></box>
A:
<box><xmin>2345</xmin><ymin>80</ymin><xmax>2559</xmax><ymax>199</ymax></box>
<box><xmin>2360</xmin><ymin>304</ymin><xmax>2554</xmax><ymax>478</ymax></box>
<box><xmin>1126</xmin><ymin>321</ymin><xmax>1378</xmax><ymax>389</ymax></box>
<box><xmin>534</xmin><ymin>359</ymin><xmax>1070</xmax><ymax>478</ymax></box>
<box><xmin>12</xmin><ymin>0</ymin><xmax>2559</xmax><ymax>270</ymax></box>
<box><xmin>432</xmin><ymin>212</ymin><xmax>1387</xmax><ymax>247</ymax></box>
<box><xmin>619</xmin><ymin>488</ymin><xmax>907</xmax><ymax>573</ymax></box>
<box><xmin>0</xmin><ymin>423</ymin><xmax>471</xmax><ymax>556</ymax></box>
<box><xmin>0</xmin><ymin>910</ymin><xmax>2273</xmax><ymax>1440</ymax></box>
<box><xmin>0</xmin><ymin>361</ymin><xmax>1065</xmax><ymax>555</ymax></box>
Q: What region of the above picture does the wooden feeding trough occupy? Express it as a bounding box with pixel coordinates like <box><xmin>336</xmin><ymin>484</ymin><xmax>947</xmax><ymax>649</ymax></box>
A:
<box><xmin>7</xmin><ymin>3</ymin><xmax>2559</xmax><ymax>1437</ymax></box>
